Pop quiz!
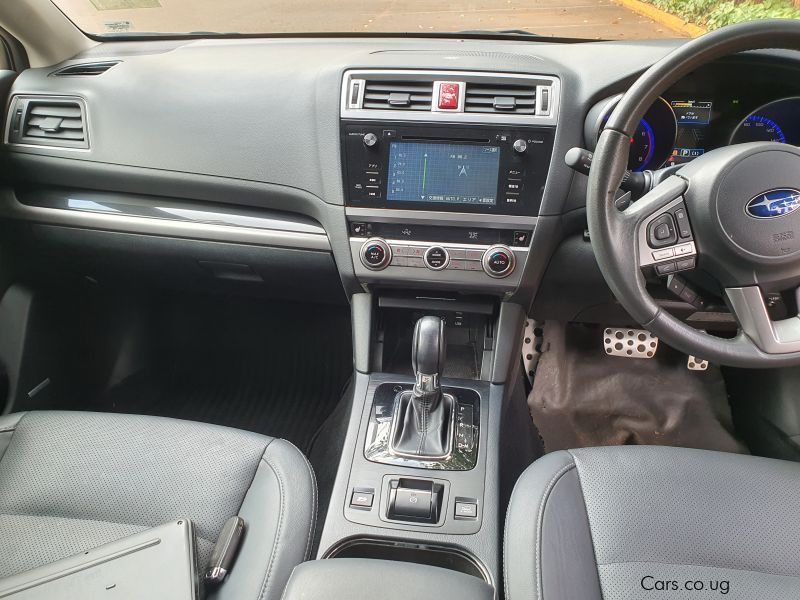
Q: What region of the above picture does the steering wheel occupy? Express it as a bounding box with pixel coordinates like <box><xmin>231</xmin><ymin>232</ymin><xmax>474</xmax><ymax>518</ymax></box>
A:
<box><xmin>589</xmin><ymin>19</ymin><xmax>800</xmax><ymax>368</ymax></box>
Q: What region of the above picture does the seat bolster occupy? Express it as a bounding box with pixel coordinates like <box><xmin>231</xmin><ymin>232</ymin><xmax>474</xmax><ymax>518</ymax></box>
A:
<box><xmin>211</xmin><ymin>438</ymin><xmax>317</xmax><ymax>600</ymax></box>
<box><xmin>0</xmin><ymin>412</ymin><xmax>24</xmax><ymax>461</ymax></box>
<box><xmin>504</xmin><ymin>450</ymin><xmax>603</xmax><ymax>600</ymax></box>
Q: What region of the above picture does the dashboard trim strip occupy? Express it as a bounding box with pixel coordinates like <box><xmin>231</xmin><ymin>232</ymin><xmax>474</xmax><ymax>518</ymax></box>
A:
<box><xmin>0</xmin><ymin>192</ymin><xmax>331</xmax><ymax>251</ymax></box>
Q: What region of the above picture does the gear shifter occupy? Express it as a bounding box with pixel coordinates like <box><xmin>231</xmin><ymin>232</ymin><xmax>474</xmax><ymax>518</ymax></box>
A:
<box><xmin>390</xmin><ymin>316</ymin><xmax>454</xmax><ymax>459</ymax></box>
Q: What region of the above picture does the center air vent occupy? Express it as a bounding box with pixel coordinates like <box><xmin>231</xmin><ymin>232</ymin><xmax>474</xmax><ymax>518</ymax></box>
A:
<box><xmin>6</xmin><ymin>96</ymin><xmax>88</xmax><ymax>149</ymax></box>
<box><xmin>362</xmin><ymin>80</ymin><xmax>433</xmax><ymax>111</ymax></box>
<box><xmin>464</xmin><ymin>82</ymin><xmax>537</xmax><ymax>114</ymax></box>
<box><xmin>51</xmin><ymin>61</ymin><xmax>120</xmax><ymax>77</ymax></box>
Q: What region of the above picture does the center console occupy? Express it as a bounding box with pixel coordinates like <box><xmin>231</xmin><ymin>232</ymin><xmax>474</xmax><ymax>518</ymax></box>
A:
<box><xmin>316</xmin><ymin>69</ymin><xmax>560</xmax><ymax>594</ymax></box>
<box><xmin>341</xmin><ymin>69</ymin><xmax>559</xmax><ymax>294</ymax></box>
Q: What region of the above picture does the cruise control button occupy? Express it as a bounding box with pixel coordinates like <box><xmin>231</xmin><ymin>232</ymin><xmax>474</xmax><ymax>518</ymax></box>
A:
<box><xmin>655</xmin><ymin>261</ymin><xmax>677</xmax><ymax>275</ymax></box>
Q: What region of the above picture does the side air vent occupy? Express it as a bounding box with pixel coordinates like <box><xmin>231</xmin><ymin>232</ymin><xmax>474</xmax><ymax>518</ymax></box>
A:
<box><xmin>6</xmin><ymin>96</ymin><xmax>89</xmax><ymax>149</ymax></box>
<box><xmin>362</xmin><ymin>80</ymin><xmax>433</xmax><ymax>111</ymax></box>
<box><xmin>464</xmin><ymin>82</ymin><xmax>537</xmax><ymax>114</ymax></box>
<box><xmin>51</xmin><ymin>61</ymin><xmax>120</xmax><ymax>76</ymax></box>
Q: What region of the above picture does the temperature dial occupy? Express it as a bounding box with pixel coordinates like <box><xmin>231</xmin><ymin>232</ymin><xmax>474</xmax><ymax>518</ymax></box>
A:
<box><xmin>360</xmin><ymin>238</ymin><xmax>391</xmax><ymax>270</ymax></box>
<box><xmin>482</xmin><ymin>245</ymin><xmax>515</xmax><ymax>278</ymax></box>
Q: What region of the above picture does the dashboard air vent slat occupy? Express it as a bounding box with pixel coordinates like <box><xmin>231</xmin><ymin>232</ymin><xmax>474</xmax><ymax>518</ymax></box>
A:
<box><xmin>362</xmin><ymin>80</ymin><xmax>433</xmax><ymax>111</ymax></box>
<box><xmin>51</xmin><ymin>61</ymin><xmax>120</xmax><ymax>76</ymax></box>
<box><xmin>464</xmin><ymin>82</ymin><xmax>537</xmax><ymax>114</ymax></box>
<box><xmin>7</xmin><ymin>97</ymin><xmax>89</xmax><ymax>149</ymax></box>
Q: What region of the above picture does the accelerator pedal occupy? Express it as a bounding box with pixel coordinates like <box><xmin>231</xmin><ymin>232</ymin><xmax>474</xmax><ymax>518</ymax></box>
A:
<box><xmin>687</xmin><ymin>356</ymin><xmax>709</xmax><ymax>371</ymax></box>
<box><xmin>603</xmin><ymin>327</ymin><xmax>658</xmax><ymax>358</ymax></box>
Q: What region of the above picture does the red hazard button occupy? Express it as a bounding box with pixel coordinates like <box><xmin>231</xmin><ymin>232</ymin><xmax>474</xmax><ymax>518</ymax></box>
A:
<box><xmin>438</xmin><ymin>82</ymin><xmax>460</xmax><ymax>109</ymax></box>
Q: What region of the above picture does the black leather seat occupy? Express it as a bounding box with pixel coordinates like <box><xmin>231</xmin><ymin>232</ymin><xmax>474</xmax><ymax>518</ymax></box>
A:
<box><xmin>0</xmin><ymin>411</ymin><xmax>316</xmax><ymax>599</ymax></box>
<box><xmin>504</xmin><ymin>446</ymin><xmax>800</xmax><ymax>600</ymax></box>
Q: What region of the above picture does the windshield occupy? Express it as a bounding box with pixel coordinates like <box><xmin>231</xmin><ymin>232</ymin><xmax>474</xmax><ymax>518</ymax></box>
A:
<box><xmin>52</xmin><ymin>0</ymin><xmax>800</xmax><ymax>40</ymax></box>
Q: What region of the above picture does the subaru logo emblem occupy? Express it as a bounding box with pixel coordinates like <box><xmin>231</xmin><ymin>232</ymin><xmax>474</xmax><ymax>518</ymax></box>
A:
<box><xmin>745</xmin><ymin>188</ymin><xmax>800</xmax><ymax>219</ymax></box>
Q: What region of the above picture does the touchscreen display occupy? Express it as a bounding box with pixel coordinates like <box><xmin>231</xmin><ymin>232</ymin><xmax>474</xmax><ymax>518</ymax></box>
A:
<box><xmin>386</xmin><ymin>142</ymin><xmax>500</xmax><ymax>206</ymax></box>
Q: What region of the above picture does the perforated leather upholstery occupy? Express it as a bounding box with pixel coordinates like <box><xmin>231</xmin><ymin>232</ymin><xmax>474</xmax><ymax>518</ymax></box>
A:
<box><xmin>504</xmin><ymin>446</ymin><xmax>800</xmax><ymax>600</ymax></box>
<box><xmin>0</xmin><ymin>411</ymin><xmax>316</xmax><ymax>600</ymax></box>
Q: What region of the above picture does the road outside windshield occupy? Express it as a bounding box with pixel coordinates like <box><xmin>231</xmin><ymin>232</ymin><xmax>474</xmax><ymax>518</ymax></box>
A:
<box><xmin>52</xmin><ymin>0</ymin><xmax>800</xmax><ymax>40</ymax></box>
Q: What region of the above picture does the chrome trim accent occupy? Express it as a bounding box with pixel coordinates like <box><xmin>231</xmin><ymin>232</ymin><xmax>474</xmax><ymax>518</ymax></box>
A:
<box><xmin>726</xmin><ymin>286</ymin><xmax>800</xmax><ymax>354</ymax></box>
<box><xmin>0</xmin><ymin>191</ymin><xmax>331</xmax><ymax>251</ymax></box>
<box><xmin>423</xmin><ymin>246</ymin><xmax>449</xmax><ymax>271</ymax></box>
<box><xmin>359</xmin><ymin>237</ymin><xmax>392</xmax><ymax>270</ymax></box>
<box><xmin>341</xmin><ymin>69</ymin><xmax>560</xmax><ymax>126</ymax></box>
<box><xmin>345</xmin><ymin>206</ymin><xmax>538</xmax><ymax>228</ymax></box>
<box><xmin>482</xmin><ymin>244</ymin><xmax>515</xmax><ymax>278</ymax></box>
<box><xmin>5</xmin><ymin>95</ymin><xmax>91</xmax><ymax>151</ymax></box>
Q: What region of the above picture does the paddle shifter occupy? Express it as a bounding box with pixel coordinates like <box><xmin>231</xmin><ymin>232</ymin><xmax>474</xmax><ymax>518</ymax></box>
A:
<box><xmin>390</xmin><ymin>316</ymin><xmax>455</xmax><ymax>460</ymax></box>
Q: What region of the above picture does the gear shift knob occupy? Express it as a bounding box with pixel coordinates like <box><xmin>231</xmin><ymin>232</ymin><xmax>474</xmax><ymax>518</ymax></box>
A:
<box><xmin>411</xmin><ymin>316</ymin><xmax>446</xmax><ymax>394</ymax></box>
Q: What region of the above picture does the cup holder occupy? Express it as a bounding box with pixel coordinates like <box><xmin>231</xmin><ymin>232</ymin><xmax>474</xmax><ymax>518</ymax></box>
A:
<box><xmin>323</xmin><ymin>537</ymin><xmax>491</xmax><ymax>584</ymax></box>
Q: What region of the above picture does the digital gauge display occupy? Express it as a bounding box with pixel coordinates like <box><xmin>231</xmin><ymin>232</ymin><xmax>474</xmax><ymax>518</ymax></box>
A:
<box><xmin>731</xmin><ymin>97</ymin><xmax>800</xmax><ymax>145</ymax></box>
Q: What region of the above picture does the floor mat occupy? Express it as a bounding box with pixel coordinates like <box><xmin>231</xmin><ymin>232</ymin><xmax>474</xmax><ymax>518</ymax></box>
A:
<box><xmin>101</xmin><ymin>294</ymin><xmax>352</xmax><ymax>453</ymax></box>
<box><xmin>528</xmin><ymin>322</ymin><xmax>748</xmax><ymax>454</ymax></box>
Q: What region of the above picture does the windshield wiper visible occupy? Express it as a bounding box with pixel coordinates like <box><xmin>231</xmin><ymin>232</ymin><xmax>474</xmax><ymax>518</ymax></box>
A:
<box><xmin>457</xmin><ymin>29</ymin><xmax>540</xmax><ymax>37</ymax></box>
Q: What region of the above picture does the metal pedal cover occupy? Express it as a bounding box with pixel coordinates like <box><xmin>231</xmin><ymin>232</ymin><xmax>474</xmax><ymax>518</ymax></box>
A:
<box><xmin>522</xmin><ymin>319</ymin><xmax>544</xmax><ymax>385</ymax></box>
<box><xmin>688</xmin><ymin>356</ymin><xmax>709</xmax><ymax>371</ymax></box>
<box><xmin>603</xmin><ymin>328</ymin><xmax>658</xmax><ymax>358</ymax></box>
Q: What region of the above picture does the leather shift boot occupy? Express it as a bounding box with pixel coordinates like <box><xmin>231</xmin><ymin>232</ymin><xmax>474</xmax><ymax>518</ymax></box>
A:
<box><xmin>390</xmin><ymin>390</ymin><xmax>454</xmax><ymax>458</ymax></box>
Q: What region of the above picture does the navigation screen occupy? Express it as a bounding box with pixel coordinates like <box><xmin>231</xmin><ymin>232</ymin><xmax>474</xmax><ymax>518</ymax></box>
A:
<box><xmin>386</xmin><ymin>142</ymin><xmax>500</xmax><ymax>205</ymax></box>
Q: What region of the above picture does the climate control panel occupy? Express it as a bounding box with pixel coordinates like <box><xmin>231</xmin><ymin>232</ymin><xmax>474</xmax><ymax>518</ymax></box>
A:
<box><xmin>360</xmin><ymin>238</ymin><xmax>516</xmax><ymax>278</ymax></box>
<box><xmin>349</xmin><ymin>219</ymin><xmax>531</xmax><ymax>292</ymax></box>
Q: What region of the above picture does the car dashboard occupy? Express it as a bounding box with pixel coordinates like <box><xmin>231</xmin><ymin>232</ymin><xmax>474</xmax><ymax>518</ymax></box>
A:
<box><xmin>2</xmin><ymin>37</ymin><xmax>800</xmax><ymax>317</ymax></box>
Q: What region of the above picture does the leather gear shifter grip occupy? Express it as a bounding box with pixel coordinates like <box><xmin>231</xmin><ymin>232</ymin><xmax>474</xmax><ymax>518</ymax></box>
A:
<box><xmin>412</xmin><ymin>316</ymin><xmax>446</xmax><ymax>388</ymax></box>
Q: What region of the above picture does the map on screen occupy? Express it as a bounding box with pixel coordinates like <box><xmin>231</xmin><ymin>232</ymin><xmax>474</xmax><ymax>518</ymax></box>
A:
<box><xmin>386</xmin><ymin>142</ymin><xmax>500</xmax><ymax>205</ymax></box>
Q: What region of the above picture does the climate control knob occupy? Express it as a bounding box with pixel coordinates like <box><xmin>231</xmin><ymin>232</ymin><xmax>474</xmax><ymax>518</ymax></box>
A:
<box><xmin>423</xmin><ymin>246</ymin><xmax>449</xmax><ymax>270</ymax></box>
<box><xmin>360</xmin><ymin>238</ymin><xmax>391</xmax><ymax>270</ymax></box>
<box><xmin>482</xmin><ymin>245</ymin><xmax>515</xmax><ymax>278</ymax></box>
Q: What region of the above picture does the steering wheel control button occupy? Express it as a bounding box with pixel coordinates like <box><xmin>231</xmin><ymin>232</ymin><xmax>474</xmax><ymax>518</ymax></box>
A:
<box><xmin>674</xmin><ymin>243</ymin><xmax>695</xmax><ymax>256</ymax></box>
<box><xmin>424</xmin><ymin>246</ymin><xmax>449</xmax><ymax>270</ymax></box>
<box><xmin>647</xmin><ymin>213</ymin><xmax>678</xmax><ymax>248</ymax></box>
<box><xmin>674</xmin><ymin>207</ymin><xmax>692</xmax><ymax>238</ymax></box>
<box><xmin>655</xmin><ymin>262</ymin><xmax>677</xmax><ymax>275</ymax></box>
<box><xmin>350</xmin><ymin>489</ymin><xmax>374</xmax><ymax>510</ymax></box>
<box><xmin>652</xmin><ymin>248</ymin><xmax>674</xmax><ymax>261</ymax></box>
<box><xmin>676</xmin><ymin>257</ymin><xmax>696</xmax><ymax>271</ymax></box>
<box><xmin>360</xmin><ymin>238</ymin><xmax>391</xmax><ymax>270</ymax></box>
<box><xmin>603</xmin><ymin>328</ymin><xmax>659</xmax><ymax>358</ymax></box>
